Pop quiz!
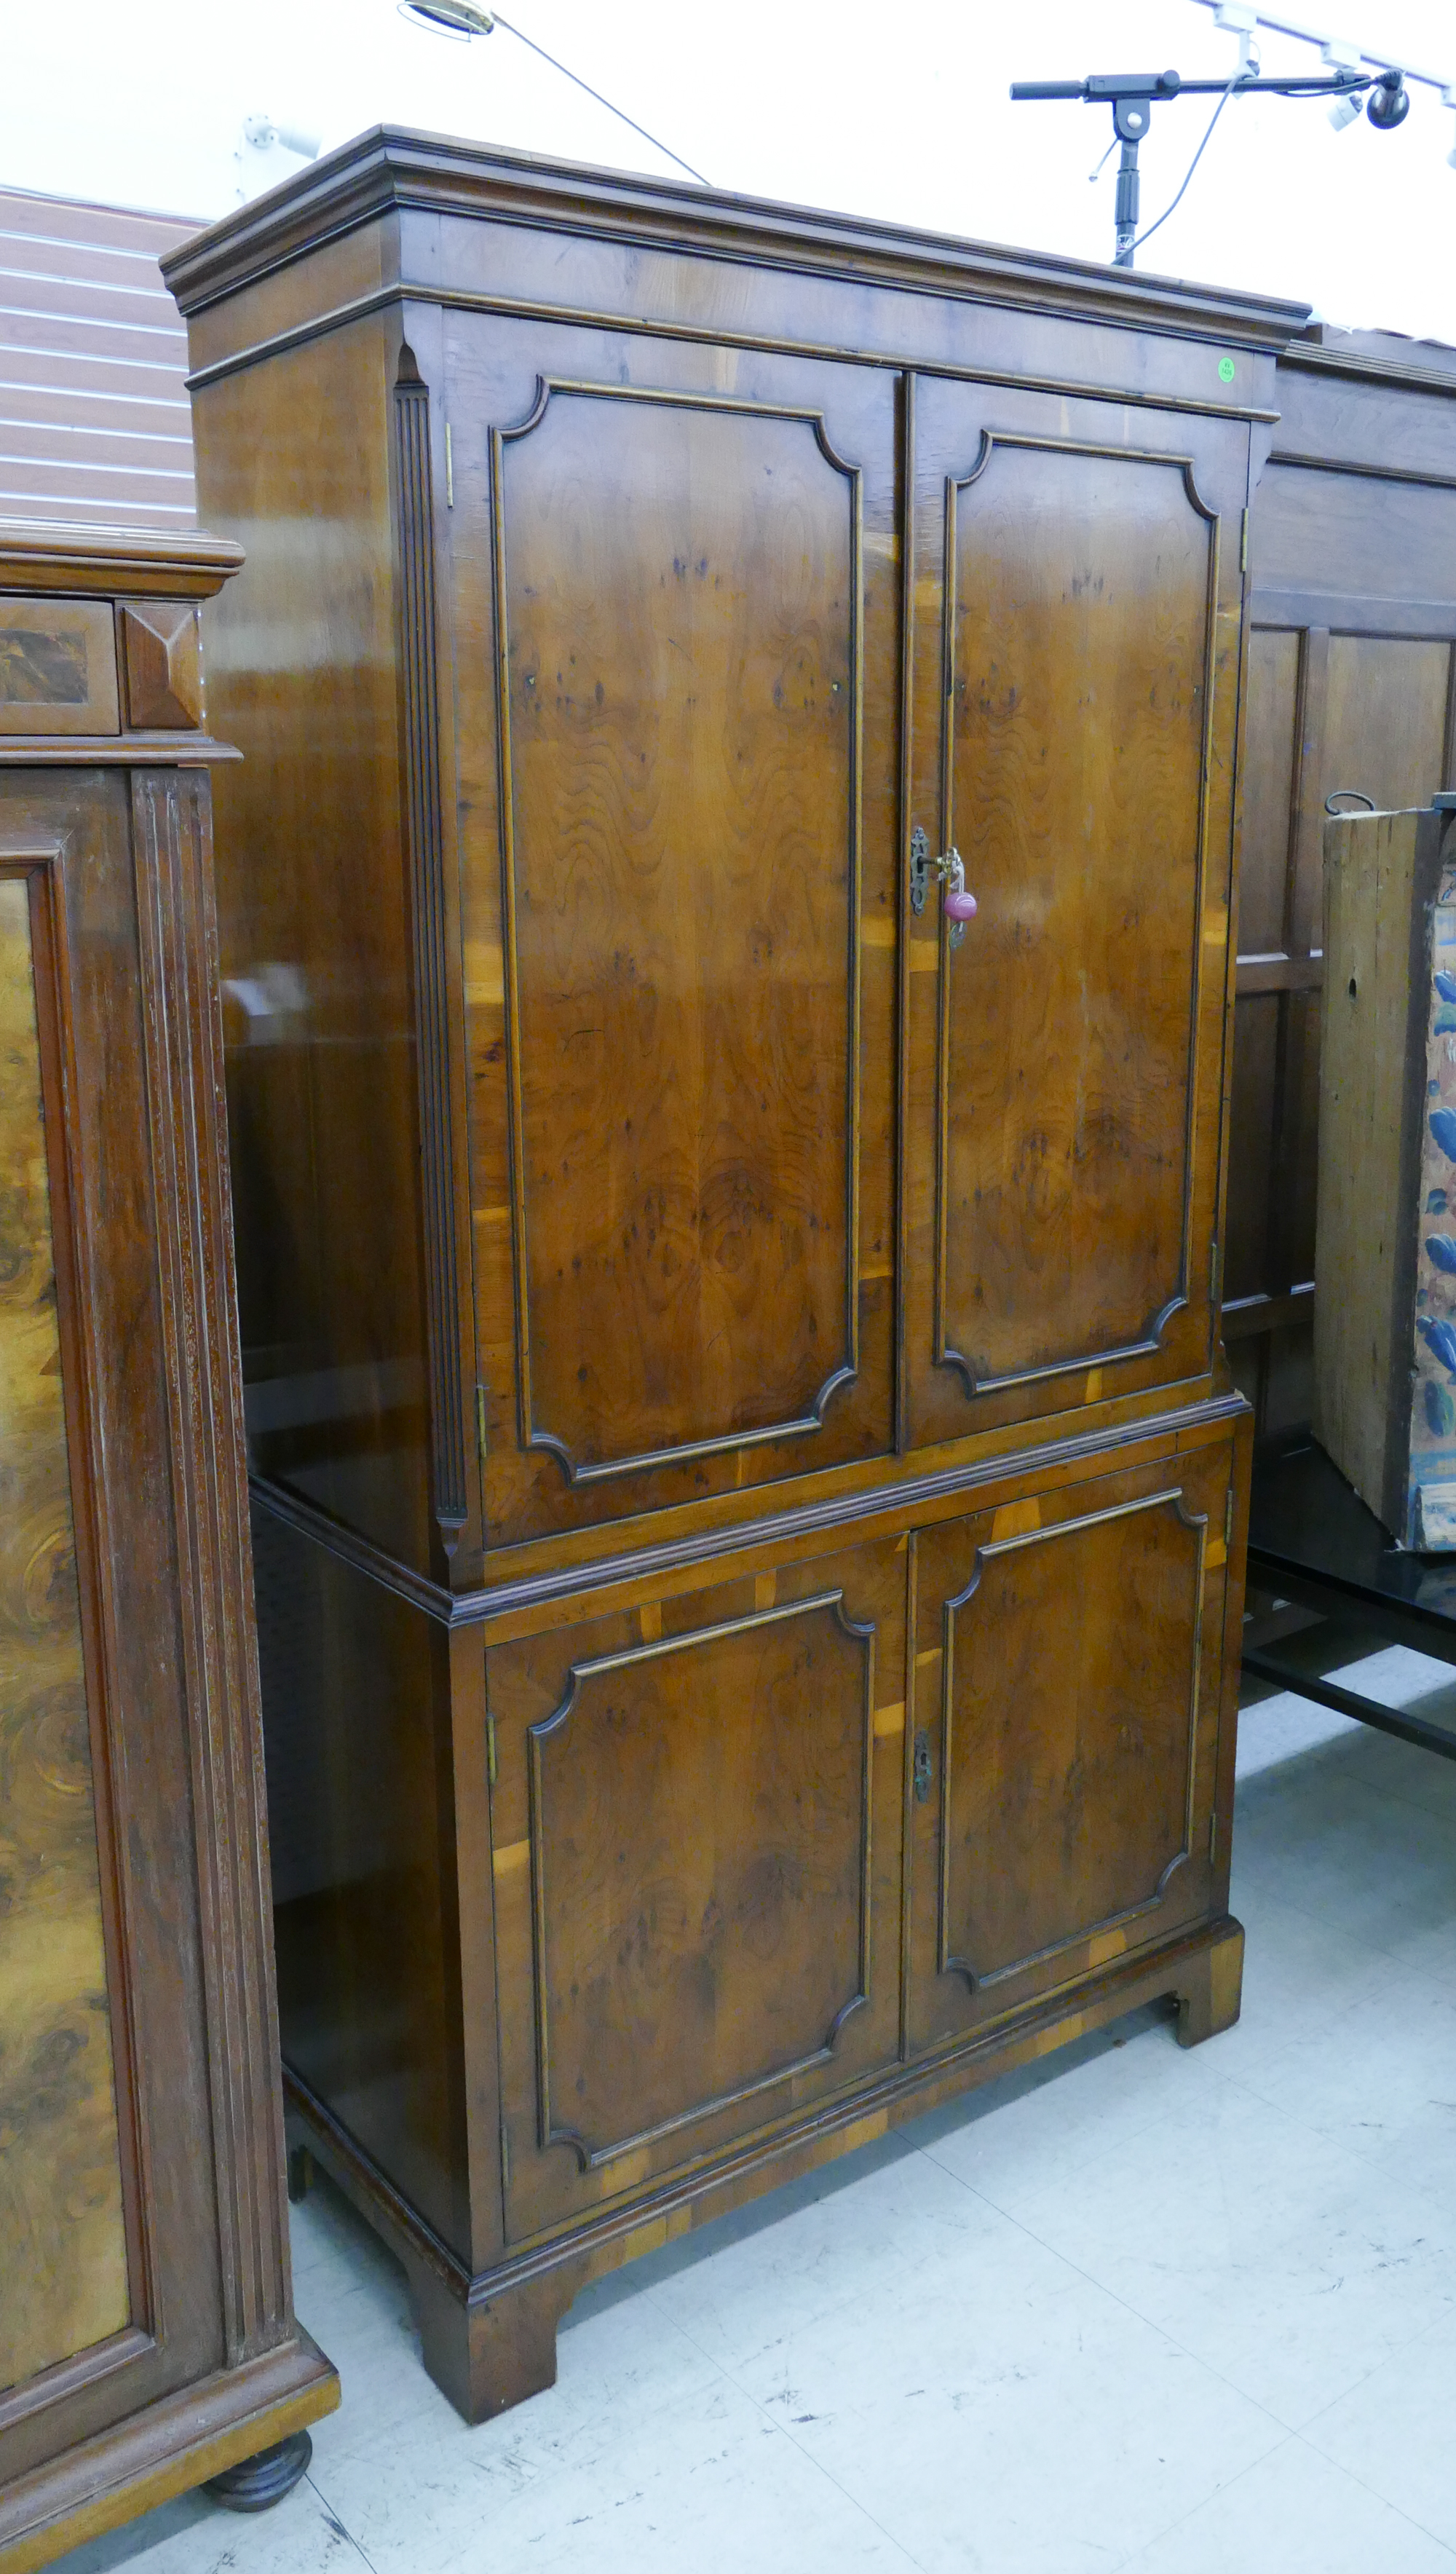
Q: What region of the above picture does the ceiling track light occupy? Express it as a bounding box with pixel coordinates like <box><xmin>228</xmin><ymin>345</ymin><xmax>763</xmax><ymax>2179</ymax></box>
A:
<box><xmin>1187</xmin><ymin>1</ymin><xmax>1456</xmax><ymax>117</ymax></box>
<box><xmin>397</xmin><ymin>0</ymin><xmax>711</xmax><ymax>185</ymax></box>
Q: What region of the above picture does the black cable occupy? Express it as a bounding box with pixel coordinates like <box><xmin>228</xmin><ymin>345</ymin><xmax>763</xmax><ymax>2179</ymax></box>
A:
<box><xmin>491</xmin><ymin>10</ymin><xmax>711</xmax><ymax>186</ymax></box>
<box><xmin>1131</xmin><ymin>71</ymin><xmax>1242</xmax><ymax>253</ymax></box>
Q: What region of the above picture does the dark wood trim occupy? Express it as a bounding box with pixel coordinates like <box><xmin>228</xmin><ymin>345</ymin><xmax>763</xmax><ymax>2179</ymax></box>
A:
<box><xmin>1278</xmin><ymin>342</ymin><xmax>1456</xmax><ymax>397</ymax></box>
<box><xmin>250</xmin><ymin>1389</ymin><xmax>1250</xmax><ymax>1633</ymax></box>
<box><xmin>1222</xmin><ymin>1285</ymin><xmax>1314</xmax><ymax>1341</ymax></box>
<box><xmin>1268</xmin><ymin>449</ymin><xmax>1456</xmax><ymax>494</ymax></box>
<box><xmin>893</xmin><ymin>372</ymin><xmax>914</xmax><ymax>1455</ymax></box>
<box><xmin>161</xmin><ymin>127</ymin><xmax>1308</xmax><ymax>354</ymax></box>
<box><xmin>394</xmin><ymin>349</ymin><xmax>471</xmax><ymax>1562</ymax></box>
<box><xmin>131</xmin><ymin>770</ymin><xmax>290</xmax><ymax>2367</ymax></box>
<box><xmin>183</xmin><ymin>278</ymin><xmax>1288</xmax><ymax>423</ymax></box>
<box><xmin>1250</xmin><ymin>590</ymin><xmax>1456</xmax><ymax>640</ymax></box>
<box><xmin>0</xmin><ymin>527</ymin><xmax>241</xmax><ymax>598</ymax></box>
<box><xmin>1235</xmin><ymin>952</ymin><xmax>1324</xmax><ymax>995</ymax></box>
<box><xmin>0</xmin><ymin>738</ymin><xmax>241</xmax><ymax>766</ymax></box>
<box><xmin>0</xmin><ymin>2334</ymin><xmax>155</xmax><ymax>2446</ymax></box>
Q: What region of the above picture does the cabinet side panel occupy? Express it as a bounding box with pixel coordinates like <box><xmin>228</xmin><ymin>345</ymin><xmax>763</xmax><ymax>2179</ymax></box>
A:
<box><xmin>191</xmin><ymin>317</ymin><xmax>434</xmax><ymax>1574</ymax></box>
<box><xmin>252</xmin><ymin>1504</ymin><xmax>470</xmax><ymax>2257</ymax></box>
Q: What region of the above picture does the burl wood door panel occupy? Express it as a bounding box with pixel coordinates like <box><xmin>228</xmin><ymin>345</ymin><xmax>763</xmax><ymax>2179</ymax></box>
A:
<box><xmin>447</xmin><ymin>320</ymin><xmax>897</xmax><ymax>1544</ymax></box>
<box><xmin>488</xmin><ymin>1536</ymin><xmax>905</xmax><ymax>2243</ymax></box>
<box><xmin>906</xmin><ymin>1440</ymin><xmax>1233</xmax><ymax>2056</ymax></box>
<box><xmin>0</xmin><ymin>866</ymin><xmax>128</xmax><ymax>2393</ymax></box>
<box><xmin>903</xmin><ymin>382</ymin><xmax>1249</xmax><ymax>1448</ymax></box>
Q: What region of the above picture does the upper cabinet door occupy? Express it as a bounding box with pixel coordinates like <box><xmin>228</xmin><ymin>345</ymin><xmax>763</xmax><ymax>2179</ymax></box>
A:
<box><xmin>446</xmin><ymin>322</ymin><xmax>898</xmax><ymax>1547</ymax></box>
<box><xmin>901</xmin><ymin>379</ymin><xmax>1249</xmax><ymax>1450</ymax></box>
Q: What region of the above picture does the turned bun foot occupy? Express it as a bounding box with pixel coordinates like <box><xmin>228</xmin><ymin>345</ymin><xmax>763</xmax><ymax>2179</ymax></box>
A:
<box><xmin>205</xmin><ymin>2430</ymin><xmax>314</xmax><ymax>2514</ymax></box>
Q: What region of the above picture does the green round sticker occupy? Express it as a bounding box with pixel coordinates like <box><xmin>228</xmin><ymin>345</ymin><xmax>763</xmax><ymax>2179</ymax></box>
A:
<box><xmin>1218</xmin><ymin>356</ymin><xmax>1236</xmax><ymax>384</ymax></box>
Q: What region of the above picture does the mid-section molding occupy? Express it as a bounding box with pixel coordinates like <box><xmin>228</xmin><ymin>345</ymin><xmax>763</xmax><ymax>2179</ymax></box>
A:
<box><xmin>395</xmin><ymin>346</ymin><xmax>471</xmax><ymax>1555</ymax></box>
<box><xmin>248</xmin><ymin>1386</ymin><xmax>1249</xmax><ymax>1631</ymax></box>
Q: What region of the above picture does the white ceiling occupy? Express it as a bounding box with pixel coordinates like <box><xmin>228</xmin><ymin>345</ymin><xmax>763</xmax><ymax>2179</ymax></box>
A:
<box><xmin>6</xmin><ymin>0</ymin><xmax>1456</xmax><ymax>342</ymax></box>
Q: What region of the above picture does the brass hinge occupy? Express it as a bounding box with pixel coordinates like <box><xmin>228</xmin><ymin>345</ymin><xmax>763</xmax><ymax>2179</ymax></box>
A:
<box><xmin>1240</xmin><ymin>507</ymin><xmax>1249</xmax><ymax>575</ymax></box>
<box><xmin>476</xmin><ymin>1383</ymin><xmax>489</xmax><ymax>1466</ymax></box>
<box><xmin>1208</xmin><ymin>1811</ymin><xmax>1219</xmax><ymax>1865</ymax></box>
<box><xmin>1225</xmin><ymin>1484</ymin><xmax>1235</xmax><ymax>1549</ymax></box>
<box><xmin>1209</xmin><ymin>1238</ymin><xmax>1221</xmax><ymax>1308</ymax></box>
<box><xmin>445</xmin><ymin>420</ymin><xmax>454</xmax><ymax>508</ymax></box>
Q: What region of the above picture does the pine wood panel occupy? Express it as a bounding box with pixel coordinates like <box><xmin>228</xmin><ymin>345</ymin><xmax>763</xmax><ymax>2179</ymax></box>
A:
<box><xmin>0</xmin><ymin>871</ymin><xmax>127</xmax><ymax>2393</ymax></box>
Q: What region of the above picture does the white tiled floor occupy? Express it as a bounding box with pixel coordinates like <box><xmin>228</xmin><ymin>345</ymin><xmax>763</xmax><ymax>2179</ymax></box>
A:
<box><xmin>61</xmin><ymin>1653</ymin><xmax>1456</xmax><ymax>2573</ymax></box>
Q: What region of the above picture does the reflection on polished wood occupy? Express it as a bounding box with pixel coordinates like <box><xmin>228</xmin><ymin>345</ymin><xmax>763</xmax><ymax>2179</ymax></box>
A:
<box><xmin>0</xmin><ymin>876</ymin><xmax>127</xmax><ymax>2393</ymax></box>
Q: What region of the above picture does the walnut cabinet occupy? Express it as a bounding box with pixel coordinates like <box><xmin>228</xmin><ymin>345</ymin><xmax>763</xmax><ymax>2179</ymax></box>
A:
<box><xmin>162</xmin><ymin>131</ymin><xmax>1297</xmax><ymax>2423</ymax></box>
<box><xmin>0</xmin><ymin>526</ymin><xmax>337</xmax><ymax>2572</ymax></box>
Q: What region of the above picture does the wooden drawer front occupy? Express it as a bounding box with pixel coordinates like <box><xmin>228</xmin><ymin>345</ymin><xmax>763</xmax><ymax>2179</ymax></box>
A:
<box><xmin>906</xmin><ymin>1439</ymin><xmax>1233</xmax><ymax>2056</ymax></box>
<box><xmin>0</xmin><ymin>597</ymin><xmax>119</xmax><ymax>735</ymax></box>
<box><xmin>490</xmin><ymin>1535</ymin><xmax>906</xmax><ymax>2244</ymax></box>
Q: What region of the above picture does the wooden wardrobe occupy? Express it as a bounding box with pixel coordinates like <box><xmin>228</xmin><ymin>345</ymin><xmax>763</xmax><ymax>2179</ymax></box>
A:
<box><xmin>0</xmin><ymin>524</ymin><xmax>336</xmax><ymax>2571</ymax></box>
<box><xmin>163</xmin><ymin>130</ymin><xmax>1303</xmax><ymax>2423</ymax></box>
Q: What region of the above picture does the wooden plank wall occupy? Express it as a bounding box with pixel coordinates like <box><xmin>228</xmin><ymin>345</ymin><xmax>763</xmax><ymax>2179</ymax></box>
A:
<box><xmin>1228</xmin><ymin>326</ymin><xmax>1456</xmax><ymax>1436</ymax></box>
<box><xmin>0</xmin><ymin>183</ymin><xmax>200</xmax><ymax>527</ymax></box>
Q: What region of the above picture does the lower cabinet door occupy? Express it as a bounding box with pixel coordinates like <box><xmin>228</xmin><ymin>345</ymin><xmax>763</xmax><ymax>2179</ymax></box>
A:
<box><xmin>906</xmin><ymin>1439</ymin><xmax>1233</xmax><ymax>2057</ymax></box>
<box><xmin>489</xmin><ymin>1535</ymin><xmax>906</xmax><ymax>2244</ymax></box>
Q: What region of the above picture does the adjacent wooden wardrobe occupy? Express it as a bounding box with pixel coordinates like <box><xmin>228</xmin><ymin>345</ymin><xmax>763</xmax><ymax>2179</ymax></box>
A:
<box><xmin>0</xmin><ymin>524</ymin><xmax>336</xmax><ymax>2571</ymax></box>
<box><xmin>163</xmin><ymin>130</ymin><xmax>1305</xmax><ymax>2423</ymax></box>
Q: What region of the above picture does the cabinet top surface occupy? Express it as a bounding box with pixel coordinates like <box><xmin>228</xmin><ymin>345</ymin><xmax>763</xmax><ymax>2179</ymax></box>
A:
<box><xmin>161</xmin><ymin>122</ymin><xmax>1310</xmax><ymax>359</ymax></box>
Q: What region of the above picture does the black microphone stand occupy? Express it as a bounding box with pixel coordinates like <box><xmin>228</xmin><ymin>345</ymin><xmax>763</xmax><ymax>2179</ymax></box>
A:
<box><xmin>1010</xmin><ymin>66</ymin><xmax>1384</xmax><ymax>265</ymax></box>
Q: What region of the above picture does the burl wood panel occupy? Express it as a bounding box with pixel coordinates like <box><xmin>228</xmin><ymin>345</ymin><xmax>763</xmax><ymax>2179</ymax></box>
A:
<box><xmin>491</xmin><ymin>1535</ymin><xmax>906</xmax><ymax>2243</ymax></box>
<box><xmin>909</xmin><ymin>1442</ymin><xmax>1229</xmax><ymax>2053</ymax></box>
<box><xmin>494</xmin><ymin>384</ymin><xmax>858</xmax><ymax>1485</ymax></box>
<box><xmin>938</xmin><ymin>441</ymin><xmax>1214</xmax><ymax>1389</ymax></box>
<box><xmin>0</xmin><ymin>875</ymin><xmax>128</xmax><ymax>2393</ymax></box>
<box><xmin>0</xmin><ymin>601</ymin><xmax>119</xmax><ymax>738</ymax></box>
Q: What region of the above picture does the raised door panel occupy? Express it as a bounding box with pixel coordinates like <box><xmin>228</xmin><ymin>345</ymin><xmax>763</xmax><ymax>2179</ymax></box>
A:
<box><xmin>906</xmin><ymin>1439</ymin><xmax>1233</xmax><ymax>2056</ymax></box>
<box><xmin>446</xmin><ymin>320</ymin><xmax>898</xmax><ymax>1546</ymax></box>
<box><xmin>488</xmin><ymin>1535</ymin><xmax>905</xmax><ymax>2244</ymax></box>
<box><xmin>0</xmin><ymin>864</ymin><xmax>130</xmax><ymax>2399</ymax></box>
<box><xmin>903</xmin><ymin>383</ymin><xmax>1249</xmax><ymax>1448</ymax></box>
